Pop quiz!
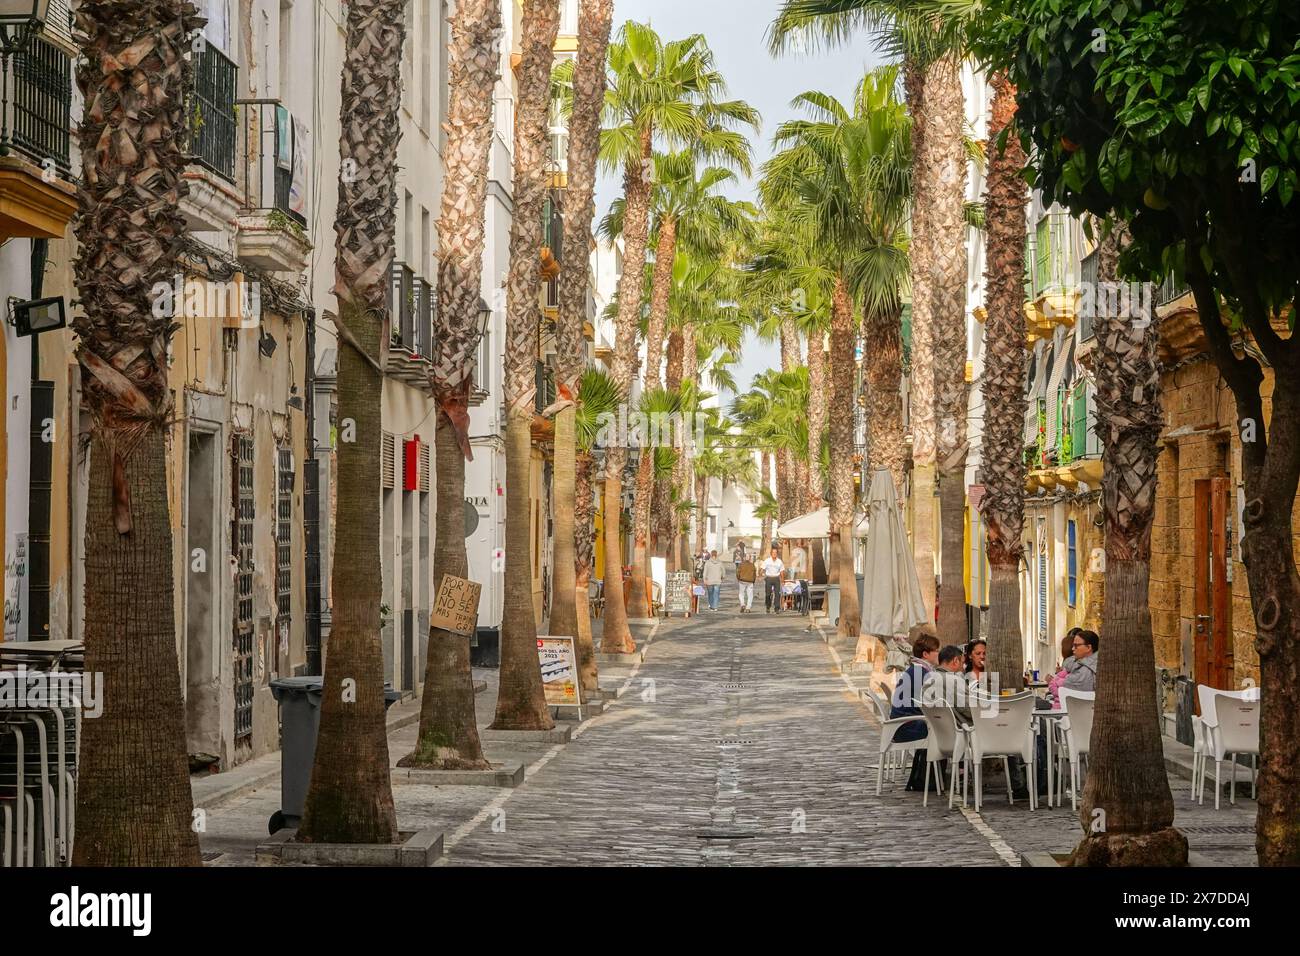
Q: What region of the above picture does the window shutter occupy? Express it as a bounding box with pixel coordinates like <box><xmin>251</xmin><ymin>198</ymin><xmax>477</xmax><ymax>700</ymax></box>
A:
<box><xmin>381</xmin><ymin>432</ymin><xmax>396</xmax><ymax>489</ymax></box>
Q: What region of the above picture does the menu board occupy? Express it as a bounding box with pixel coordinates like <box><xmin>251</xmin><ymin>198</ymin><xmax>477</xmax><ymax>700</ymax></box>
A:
<box><xmin>665</xmin><ymin>570</ymin><xmax>692</xmax><ymax>615</ymax></box>
<box><xmin>537</xmin><ymin>636</ymin><xmax>580</xmax><ymax>707</ymax></box>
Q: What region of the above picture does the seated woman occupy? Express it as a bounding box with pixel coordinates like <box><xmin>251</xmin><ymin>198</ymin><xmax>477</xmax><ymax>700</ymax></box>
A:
<box><xmin>890</xmin><ymin>627</ymin><xmax>941</xmax><ymax>791</ymax></box>
<box><xmin>964</xmin><ymin>638</ymin><xmax>987</xmax><ymax>687</ymax></box>
<box><xmin>1045</xmin><ymin>627</ymin><xmax>1083</xmax><ymax>707</ymax></box>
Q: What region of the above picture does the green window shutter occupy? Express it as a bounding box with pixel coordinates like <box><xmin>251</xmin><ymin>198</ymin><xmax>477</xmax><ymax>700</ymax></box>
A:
<box><xmin>1073</xmin><ymin>384</ymin><xmax>1088</xmax><ymax>457</ymax></box>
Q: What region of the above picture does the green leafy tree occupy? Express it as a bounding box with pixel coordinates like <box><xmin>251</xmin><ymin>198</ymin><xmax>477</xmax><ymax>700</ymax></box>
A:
<box><xmin>974</xmin><ymin>0</ymin><xmax>1300</xmax><ymax>866</ymax></box>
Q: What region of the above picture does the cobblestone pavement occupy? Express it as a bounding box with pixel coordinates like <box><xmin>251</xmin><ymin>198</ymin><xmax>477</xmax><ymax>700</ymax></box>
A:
<box><xmin>200</xmin><ymin>595</ymin><xmax>1257</xmax><ymax>866</ymax></box>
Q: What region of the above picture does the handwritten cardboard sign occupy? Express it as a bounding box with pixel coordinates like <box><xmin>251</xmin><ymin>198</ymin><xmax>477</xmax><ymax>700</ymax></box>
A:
<box><xmin>430</xmin><ymin>574</ymin><xmax>482</xmax><ymax>637</ymax></box>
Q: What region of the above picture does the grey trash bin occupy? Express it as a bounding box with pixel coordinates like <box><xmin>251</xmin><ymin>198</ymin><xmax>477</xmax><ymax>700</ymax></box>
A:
<box><xmin>269</xmin><ymin>677</ymin><xmax>404</xmax><ymax>834</ymax></box>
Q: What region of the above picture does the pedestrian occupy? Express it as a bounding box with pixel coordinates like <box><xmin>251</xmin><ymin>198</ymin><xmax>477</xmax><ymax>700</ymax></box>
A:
<box><xmin>761</xmin><ymin>546</ymin><xmax>785</xmax><ymax>613</ymax></box>
<box><xmin>891</xmin><ymin>627</ymin><xmax>941</xmax><ymax>791</ymax></box>
<box><xmin>703</xmin><ymin>549</ymin><xmax>725</xmax><ymax>611</ymax></box>
<box><xmin>732</xmin><ymin>541</ymin><xmax>745</xmax><ymax>571</ymax></box>
<box><xmin>736</xmin><ymin>554</ymin><xmax>757</xmax><ymax>612</ymax></box>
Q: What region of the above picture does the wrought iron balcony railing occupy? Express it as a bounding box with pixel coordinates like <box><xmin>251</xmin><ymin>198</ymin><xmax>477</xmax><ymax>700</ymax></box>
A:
<box><xmin>1157</xmin><ymin>273</ymin><xmax>1192</xmax><ymax>306</ymax></box>
<box><xmin>1030</xmin><ymin>210</ymin><xmax>1078</xmax><ymax>299</ymax></box>
<box><xmin>542</xmin><ymin>189</ymin><xmax>563</xmax><ymax>263</ymax></box>
<box><xmin>388</xmin><ymin>262</ymin><xmax>435</xmax><ymax>361</ymax></box>
<box><xmin>186</xmin><ymin>43</ymin><xmax>237</xmax><ymax>181</ymax></box>
<box><xmin>1</xmin><ymin>35</ymin><xmax>72</xmax><ymax>176</ymax></box>
<box><xmin>236</xmin><ymin>98</ymin><xmax>307</xmax><ymax>224</ymax></box>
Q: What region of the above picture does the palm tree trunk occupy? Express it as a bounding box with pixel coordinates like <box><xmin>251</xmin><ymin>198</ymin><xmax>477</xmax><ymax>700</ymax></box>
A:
<box><xmin>408</xmin><ymin>0</ymin><xmax>502</xmax><ymax>769</ymax></box>
<box><xmin>807</xmin><ymin>331</ymin><xmax>828</xmax><ymax>511</ymax></box>
<box><xmin>297</xmin><ymin>0</ymin><xmax>406</xmax><ymax>845</ymax></box>
<box><xmin>980</xmin><ymin>74</ymin><xmax>1029</xmax><ymax>691</ymax></box>
<box><xmin>402</xmin><ymin>420</ymin><xmax>492</xmax><ymax>769</ymax></box>
<box><xmin>494</xmin><ymin>0</ymin><xmax>560</xmax><ymax>730</ymax></box>
<box><xmin>574</xmin><ymin>451</ymin><xmax>599</xmax><ymax>691</ymax></box>
<box><xmin>603</xmin><ymin>124</ymin><xmax>654</xmax><ymax>650</ymax></box>
<box><xmin>550</xmin><ymin>0</ymin><xmax>614</xmax><ymax>646</ymax></box>
<box><xmin>864</xmin><ymin>303</ymin><xmax>906</xmax><ymax>496</ymax></box>
<box><xmin>760</xmin><ymin>450</ymin><xmax>773</xmax><ymax>551</ymax></box>
<box><xmin>666</xmin><ymin>327</ymin><xmax>687</xmax><ymax>570</ymax></box>
<box><xmin>1070</xmin><ymin>226</ymin><xmax>1186</xmax><ymax>866</ymax></box>
<box><xmin>904</xmin><ymin>56</ymin><xmax>937</xmax><ymax>623</ymax></box>
<box><xmin>628</xmin><ymin>452</ymin><xmax>654</xmax><ymax>617</ymax></box>
<box><xmin>924</xmin><ymin>53</ymin><xmax>971</xmax><ymax>649</ymax></box>
<box><xmin>70</xmin><ymin>0</ymin><xmax>203</xmax><ymax>867</ymax></box>
<box><xmin>830</xmin><ymin>277</ymin><xmax>861</xmax><ymax>640</ymax></box>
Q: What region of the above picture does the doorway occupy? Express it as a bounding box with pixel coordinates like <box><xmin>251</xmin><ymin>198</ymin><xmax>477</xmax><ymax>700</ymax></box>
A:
<box><xmin>185</xmin><ymin>426</ymin><xmax>222</xmax><ymax>757</ymax></box>
<box><xmin>1193</xmin><ymin>476</ymin><xmax>1233</xmax><ymax>696</ymax></box>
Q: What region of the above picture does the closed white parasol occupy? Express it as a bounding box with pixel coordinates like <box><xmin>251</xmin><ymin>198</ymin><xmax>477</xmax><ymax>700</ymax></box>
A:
<box><xmin>856</xmin><ymin>469</ymin><xmax>928</xmax><ymax>668</ymax></box>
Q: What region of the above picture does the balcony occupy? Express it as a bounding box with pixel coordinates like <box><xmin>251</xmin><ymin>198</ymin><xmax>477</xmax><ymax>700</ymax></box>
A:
<box><xmin>386</xmin><ymin>262</ymin><xmax>435</xmax><ymax>391</ymax></box>
<box><xmin>234</xmin><ymin>99</ymin><xmax>312</xmax><ymax>273</ymax></box>
<box><xmin>532</xmin><ymin>359</ymin><xmax>556</xmax><ymax>443</ymax></box>
<box><xmin>0</xmin><ymin>35</ymin><xmax>76</xmax><ymax>239</ymax></box>
<box><xmin>180</xmin><ymin>42</ymin><xmax>241</xmax><ymax>233</ymax></box>
<box><xmin>1026</xmin><ymin>210</ymin><xmax>1081</xmax><ymax>333</ymax></box>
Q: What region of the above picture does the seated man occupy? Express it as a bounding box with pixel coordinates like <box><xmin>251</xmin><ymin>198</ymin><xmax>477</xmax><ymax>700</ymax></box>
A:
<box><xmin>890</xmin><ymin>628</ymin><xmax>941</xmax><ymax>791</ymax></box>
<box><xmin>923</xmin><ymin>645</ymin><xmax>973</xmax><ymax>725</ymax></box>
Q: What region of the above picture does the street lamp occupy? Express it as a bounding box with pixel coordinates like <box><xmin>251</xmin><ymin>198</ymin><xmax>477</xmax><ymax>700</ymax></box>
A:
<box><xmin>0</xmin><ymin>1</ymin><xmax>48</xmax><ymax>54</ymax></box>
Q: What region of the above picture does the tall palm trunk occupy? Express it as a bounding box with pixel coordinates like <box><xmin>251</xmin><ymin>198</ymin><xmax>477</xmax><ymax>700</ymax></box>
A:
<box><xmin>294</xmin><ymin>0</ymin><xmax>407</xmax><ymax>845</ymax></box>
<box><xmin>406</xmin><ymin>0</ymin><xmax>500</xmax><ymax>771</ymax></box>
<box><xmin>979</xmin><ymin>75</ymin><xmax>1029</xmax><ymax>692</ymax></box>
<box><xmin>864</xmin><ymin>303</ymin><xmax>906</xmax><ymax>496</ymax></box>
<box><xmin>923</xmin><ymin>53</ymin><xmax>971</xmax><ymax>648</ymax></box>
<box><xmin>70</xmin><ymin>0</ymin><xmax>202</xmax><ymax>868</ymax></box>
<box><xmin>807</xmin><ymin>331</ymin><xmax>828</xmax><ymax>511</ymax></box>
<box><xmin>759</xmin><ymin>450</ymin><xmax>773</xmax><ymax>551</ymax></box>
<box><xmin>494</xmin><ymin>0</ymin><xmax>560</xmax><ymax>731</ymax></box>
<box><xmin>574</xmin><ymin>451</ymin><xmax>599</xmax><ymax>690</ymax></box>
<box><xmin>550</xmin><ymin>0</ymin><xmax>614</xmax><ymax>647</ymax></box>
<box><xmin>663</xmin><ymin>327</ymin><xmax>686</xmax><ymax>567</ymax></box>
<box><xmin>695</xmin><ymin>471</ymin><xmax>709</xmax><ymax>556</ymax></box>
<box><xmin>1071</xmin><ymin>226</ymin><xmax>1186</xmax><ymax>866</ymax></box>
<box><xmin>637</xmin><ymin>217</ymin><xmax>676</xmax><ymax>574</ymax></box>
<box><xmin>904</xmin><ymin>57</ymin><xmax>937</xmax><ymax>622</ymax></box>
<box><xmin>676</xmin><ymin>324</ymin><xmax>699</xmax><ymax>569</ymax></box>
<box><xmin>603</xmin><ymin>127</ymin><xmax>654</xmax><ymax>650</ymax></box>
<box><xmin>829</xmin><ymin>277</ymin><xmax>861</xmax><ymax>640</ymax></box>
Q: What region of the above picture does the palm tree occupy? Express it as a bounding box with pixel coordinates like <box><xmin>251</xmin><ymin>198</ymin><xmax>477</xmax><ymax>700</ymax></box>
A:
<box><xmin>402</xmin><ymin>0</ymin><xmax>501</xmax><ymax>772</ymax></box>
<box><xmin>493</xmin><ymin>0</ymin><xmax>562</xmax><ymax>732</ymax></box>
<box><xmin>762</xmin><ymin>69</ymin><xmax>913</xmax><ymax>642</ymax></box>
<box><xmin>549</xmin><ymin>0</ymin><xmax>614</xmax><ymax>647</ymax></box>
<box><xmin>71</xmin><ymin>0</ymin><xmax>203</xmax><ymax>866</ymax></box>
<box><xmin>600</xmin><ymin>23</ymin><xmax>757</xmax><ymax>645</ymax></box>
<box><xmin>1072</xmin><ymin>223</ymin><xmax>1186</xmax><ymax>866</ymax></box>
<box><xmin>297</xmin><ymin>0</ymin><xmax>406</xmax><ymax>844</ymax></box>
<box><xmin>771</xmin><ymin>0</ymin><xmax>971</xmax><ymax>644</ymax></box>
<box><xmin>978</xmin><ymin>72</ymin><xmax>1030</xmax><ymax>692</ymax></box>
<box><xmin>574</xmin><ymin>367</ymin><xmax>622</xmax><ymax>690</ymax></box>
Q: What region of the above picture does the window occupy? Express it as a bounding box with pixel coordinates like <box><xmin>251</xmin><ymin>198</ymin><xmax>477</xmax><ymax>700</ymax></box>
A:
<box><xmin>1067</xmin><ymin>519</ymin><xmax>1078</xmax><ymax>608</ymax></box>
<box><xmin>420</xmin><ymin>0</ymin><xmax>432</xmax><ymax>129</ymax></box>
<box><xmin>233</xmin><ymin>433</ymin><xmax>255</xmax><ymax>742</ymax></box>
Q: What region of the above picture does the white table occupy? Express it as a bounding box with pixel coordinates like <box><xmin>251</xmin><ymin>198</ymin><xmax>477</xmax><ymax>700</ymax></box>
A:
<box><xmin>1032</xmin><ymin>709</ymin><xmax>1067</xmax><ymax>808</ymax></box>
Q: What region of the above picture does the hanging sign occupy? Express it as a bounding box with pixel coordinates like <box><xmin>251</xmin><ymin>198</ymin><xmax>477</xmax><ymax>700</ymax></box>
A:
<box><xmin>431</xmin><ymin>574</ymin><xmax>482</xmax><ymax>636</ymax></box>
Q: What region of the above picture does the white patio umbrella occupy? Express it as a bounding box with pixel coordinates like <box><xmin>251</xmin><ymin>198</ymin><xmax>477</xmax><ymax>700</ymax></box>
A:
<box><xmin>774</xmin><ymin>506</ymin><xmax>869</xmax><ymax>540</ymax></box>
<box><xmin>857</xmin><ymin>468</ymin><xmax>928</xmax><ymax>667</ymax></box>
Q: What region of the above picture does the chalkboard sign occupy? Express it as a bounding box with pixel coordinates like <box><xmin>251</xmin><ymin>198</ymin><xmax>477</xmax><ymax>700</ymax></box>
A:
<box><xmin>665</xmin><ymin>571</ymin><xmax>692</xmax><ymax>616</ymax></box>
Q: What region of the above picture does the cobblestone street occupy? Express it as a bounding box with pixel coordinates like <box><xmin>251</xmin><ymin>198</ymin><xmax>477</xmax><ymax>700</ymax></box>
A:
<box><xmin>199</xmin><ymin>592</ymin><xmax>1257</xmax><ymax>867</ymax></box>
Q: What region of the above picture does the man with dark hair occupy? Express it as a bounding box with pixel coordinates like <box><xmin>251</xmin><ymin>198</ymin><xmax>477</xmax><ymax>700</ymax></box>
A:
<box><xmin>925</xmin><ymin>644</ymin><xmax>973</xmax><ymax>725</ymax></box>
<box><xmin>890</xmin><ymin>627</ymin><xmax>941</xmax><ymax>791</ymax></box>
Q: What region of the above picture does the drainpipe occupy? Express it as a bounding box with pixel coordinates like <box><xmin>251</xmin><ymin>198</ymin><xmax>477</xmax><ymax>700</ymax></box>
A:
<box><xmin>26</xmin><ymin>238</ymin><xmax>52</xmax><ymax>640</ymax></box>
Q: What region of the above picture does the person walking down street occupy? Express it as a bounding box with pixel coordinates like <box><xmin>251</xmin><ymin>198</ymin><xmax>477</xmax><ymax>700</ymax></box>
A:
<box><xmin>736</xmin><ymin>555</ymin><xmax>757</xmax><ymax>612</ymax></box>
<box><xmin>761</xmin><ymin>547</ymin><xmax>785</xmax><ymax>613</ymax></box>
<box><xmin>891</xmin><ymin>628</ymin><xmax>941</xmax><ymax>791</ymax></box>
<box><xmin>703</xmin><ymin>550</ymin><xmax>726</xmax><ymax>611</ymax></box>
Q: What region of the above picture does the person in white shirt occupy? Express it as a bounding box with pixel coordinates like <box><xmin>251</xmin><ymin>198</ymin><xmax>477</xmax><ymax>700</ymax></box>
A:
<box><xmin>761</xmin><ymin>547</ymin><xmax>785</xmax><ymax>613</ymax></box>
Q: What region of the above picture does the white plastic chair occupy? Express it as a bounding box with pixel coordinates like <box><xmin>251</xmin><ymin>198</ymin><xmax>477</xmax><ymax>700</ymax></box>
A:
<box><xmin>1203</xmin><ymin>691</ymin><xmax>1260</xmax><ymax>809</ymax></box>
<box><xmin>1057</xmin><ymin>688</ymin><xmax>1095</xmax><ymax>811</ymax></box>
<box><xmin>864</xmin><ymin>687</ymin><xmax>926</xmax><ymax>795</ymax></box>
<box><xmin>920</xmin><ymin>701</ymin><xmax>970</xmax><ymax>809</ymax></box>
<box><xmin>968</xmin><ymin>692</ymin><xmax>1038</xmax><ymax>811</ymax></box>
<box><xmin>1195</xmin><ymin>685</ymin><xmax>1259</xmax><ymax>806</ymax></box>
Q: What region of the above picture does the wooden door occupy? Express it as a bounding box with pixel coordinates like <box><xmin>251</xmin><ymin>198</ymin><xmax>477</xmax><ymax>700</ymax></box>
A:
<box><xmin>1193</xmin><ymin>477</ymin><xmax>1233</xmax><ymax>699</ymax></box>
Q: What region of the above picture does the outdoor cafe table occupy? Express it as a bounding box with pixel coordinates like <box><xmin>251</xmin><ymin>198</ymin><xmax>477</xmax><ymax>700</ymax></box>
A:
<box><xmin>1032</xmin><ymin>709</ymin><xmax>1068</xmax><ymax>808</ymax></box>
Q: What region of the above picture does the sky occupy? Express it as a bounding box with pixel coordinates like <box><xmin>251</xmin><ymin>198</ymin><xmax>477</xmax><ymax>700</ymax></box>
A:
<box><xmin>594</xmin><ymin>0</ymin><xmax>888</xmax><ymax>405</ymax></box>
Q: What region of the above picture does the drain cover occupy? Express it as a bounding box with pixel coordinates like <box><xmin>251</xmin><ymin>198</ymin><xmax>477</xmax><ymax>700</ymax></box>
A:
<box><xmin>1180</xmin><ymin>825</ymin><xmax>1255</xmax><ymax>834</ymax></box>
<box><xmin>201</xmin><ymin>851</ymin><xmax>224</xmax><ymax>862</ymax></box>
<box><xmin>714</xmin><ymin>738</ymin><xmax>755</xmax><ymax>745</ymax></box>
